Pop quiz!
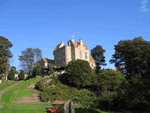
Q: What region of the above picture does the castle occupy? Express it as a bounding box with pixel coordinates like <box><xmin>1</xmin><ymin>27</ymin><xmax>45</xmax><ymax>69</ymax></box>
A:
<box><xmin>53</xmin><ymin>39</ymin><xmax>96</xmax><ymax>69</ymax></box>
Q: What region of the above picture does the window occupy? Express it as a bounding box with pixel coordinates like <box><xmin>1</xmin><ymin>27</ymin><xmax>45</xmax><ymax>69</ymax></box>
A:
<box><xmin>85</xmin><ymin>53</ymin><xmax>87</xmax><ymax>59</ymax></box>
<box><xmin>91</xmin><ymin>63</ymin><xmax>93</xmax><ymax>67</ymax></box>
<box><xmin>78</xmin><ymin>45</ymin><xmax>80</xmax><ymax>49</ymax></box>
<box><xmin>79</xmin><ymin>52</ymin><xmax>82</xmax><ymax>58</ymax></box>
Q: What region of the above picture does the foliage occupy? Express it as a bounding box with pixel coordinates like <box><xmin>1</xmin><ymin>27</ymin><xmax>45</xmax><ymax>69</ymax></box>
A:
<box><xmin>48</xmin><ymin>67</ymin><xmax>54</xmax><ymax>75</ymax></box>
<box><xmin>18</xmin><ymin>70</ymin><xmax>25</xmax><ymax>80</ymax></box>
<box><xmin>109</xmin><ymin>36</ymin><xmax>150</xmax><ymax>79</ymax></box>
<box><xmin>97</xmin><ymin>69</ymin><xmax>126</xmax><ymax>91</ymax></box>
<box><xmin>109</xmin><ymin>36</ymin><xmax>150</xmax><ymax>110</ymax></box>
<box><xmin>91</xmin><ymin>45</ymin><xmax>107</xmax><ymax>73</ymax></box>
<box><xmin>65</xmin><ymin>59</ymin><xmax>93</xmax><ymax>87</ymax></box>
<box><xmin>8</xmin><ymin>69</ymin><xmax>15</xmax><ymax>80</ymax></box>
<box><xmin>18</xmin><ymin>47</ymin><xmax>42</xmax><ymax>73</ymax></box>
<box><xmin>38</xmin><ymin>76</ymin><xmax>98</xmax><ymax>108</ymax></box>
<box><xmin>32</xmin><ymin>64</ymin><xmax>42</xmax><ymax>77</ymax></box>
<box><xmin>0</xmin><ymin>36</ymin><xmax>13</xmax><ymax>75</ymax></box>
<box><xmin>33</xmin><ymin>48</ymin><xmax>42</xmax><ymax>63</ymax></box>
<box><xmin>11</xmin><ymin>66</ymin><xmax>18</xmax><ymax>74</ymax></box>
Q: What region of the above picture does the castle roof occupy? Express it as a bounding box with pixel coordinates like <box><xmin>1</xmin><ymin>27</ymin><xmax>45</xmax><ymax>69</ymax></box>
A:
<box><xmin>89</xmin><ymin>55</ymin><xmax>95</xmax><ymax>64</ymax></box>
<box><xmin>72</xmin><ymin>41</ymin><xmax>89</xmax><ymax>50</ymax></box>
<box><xmin>43</xmin><ymin>58</ymin><xmax>54</xmax><ymax>63</ymax></box>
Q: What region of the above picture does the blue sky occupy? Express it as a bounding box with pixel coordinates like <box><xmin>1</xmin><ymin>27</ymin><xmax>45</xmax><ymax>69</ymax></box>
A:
<box><xmin>0</xmin><ymin>0</ymin><xmax>150</xmax><ymax>71</ymax></box>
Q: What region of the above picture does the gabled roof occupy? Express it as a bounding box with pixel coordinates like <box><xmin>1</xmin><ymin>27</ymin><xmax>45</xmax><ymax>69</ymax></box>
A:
<box><xmin>53</xmin><ymin>43</ymin><xmax>61</xmax><ymax>52</ymax></box>
<box><xmin>53</xmin><ymin>41</ymin><xmax>65</xmax><ymax>52</ymax></box>
<box><xmin>72</xmin><ymin>41</ymin><xmax>89</xmax><ymax>50</ymax></box>
<box><xmin>52</xmin><ymin>99</ymin><xmax>68</xmax><ymax>105</ymax></box>
<box><xmin>89</xmin><ymin>55</ymin><xmax>95</xmax><ymax>64</ymax></box>
<box><xmin>43</xmin><ymin>58</ymin><xmax>54</xmax><ymax>63</ymax></box>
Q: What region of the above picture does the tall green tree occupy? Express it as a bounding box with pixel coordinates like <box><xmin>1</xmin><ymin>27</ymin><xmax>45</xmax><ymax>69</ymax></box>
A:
<box><xmin>18</xmin><ymin>70</ymin><xmax>25</xmax><ymax>80</ymax></box>
<box><xmin>0</xmin><ymin>36</ymin><xmax>13</xmax><ymax>76</ymax></box>
<box><xmin>66</xmin><ymin>59</ymin><xmax>93</xmax><ymax>87</ymax></box>
<box><xmin>8</xmin><ymin>69</ymin><xmax>15</xmax><ymax>80</ymax></box>
<box><xmin>33</xmin><ymin>64</ymin><xmax>42</xmax><ymax>77</ymax></box>
<box><xmin>109</xmin><ymin>36</ymin><xmax>150</xmax><ymax>109</ymax></box>
<box><xmin>11</xmin><ymin>66</ymin><xmax>18</xmax><ymax>74</ymax></box>
<box><xmin>109</xmin><ymin>36</ymin><xmax>150</xmax><ymax>79</ymax></box>
<box><xmin>91</xmin><ymin>45</ymin><xmax>106</xmax><ymax>73</ymax></box>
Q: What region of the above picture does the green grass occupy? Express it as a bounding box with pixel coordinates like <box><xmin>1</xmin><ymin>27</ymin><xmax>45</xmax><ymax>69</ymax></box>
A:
<box><xmin>1</xmin><ymin>76</ymin><xmax>42</xmax><ymax>104</ymax></box>
<box><xmin>0</xmin><ymin>103</ymin><xmax>52</xmax><ymax>113</ymax></box>
<box><xmin>0</xmin><ymin>80</ymin><xmax>18</xmax><ymax>91</ymax></box>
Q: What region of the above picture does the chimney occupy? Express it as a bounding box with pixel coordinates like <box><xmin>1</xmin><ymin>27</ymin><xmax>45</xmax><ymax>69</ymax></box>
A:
<box><xmin>79</xmin><ymin>39</ymin><xmax>83</xmax><ymax>46</ymax></box>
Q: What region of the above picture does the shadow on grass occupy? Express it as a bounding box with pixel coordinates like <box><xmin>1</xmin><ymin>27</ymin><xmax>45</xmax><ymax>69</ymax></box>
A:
<box><xmin>75</xmin><ymin>108</ymin><xmax>101</xmax><ymax>113</ymax></box>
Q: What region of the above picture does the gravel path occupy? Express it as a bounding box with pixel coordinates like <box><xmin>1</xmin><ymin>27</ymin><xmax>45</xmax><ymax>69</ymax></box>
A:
<box><xmin>0</xmin><ymin>81</ymin><xmax>23</xmax><ymax>108</ymax></box>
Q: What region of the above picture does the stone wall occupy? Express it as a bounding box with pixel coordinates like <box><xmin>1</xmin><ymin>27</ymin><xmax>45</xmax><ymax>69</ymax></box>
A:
<box><xmin>53</xmin><ymin>46</ymin><xmax>66</xmax><ymax>68</ymax></box>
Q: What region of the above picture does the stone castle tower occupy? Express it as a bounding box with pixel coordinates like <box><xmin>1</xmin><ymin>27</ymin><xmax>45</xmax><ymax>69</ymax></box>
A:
<box><xmin>53</xmin><ymin>39</ymin><xmax>96</xmax><ymax>69</ymax></box>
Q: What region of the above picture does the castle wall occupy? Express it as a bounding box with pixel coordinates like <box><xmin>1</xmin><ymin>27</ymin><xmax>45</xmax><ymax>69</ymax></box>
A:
<box><xmin>53</xmin><ymin>46</ymin><xmax>66</xmax><ymax>68</ymax></box>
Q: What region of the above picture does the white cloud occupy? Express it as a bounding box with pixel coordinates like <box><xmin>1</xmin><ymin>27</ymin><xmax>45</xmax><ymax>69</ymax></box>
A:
<box><xmin>140</xmin><ymin>0</ymin><xmax>149</xmax><ymax>12</ymax></box>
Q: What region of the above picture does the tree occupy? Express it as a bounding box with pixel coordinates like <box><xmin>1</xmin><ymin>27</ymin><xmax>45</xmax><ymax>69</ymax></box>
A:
<box><xmin>97</xmin><ymin>69</ymin><xmax>126</xmax><ymax>91</ymax></box>
<box><xmin>18</xmin><ymin>48</ymin><xmax>42</xmax><ymax>74</ymax></box>
<box><xmin>91</xmin><ymin>45</ymin><xmax>107</xmax><ymax>73</ymax></box>
<box><xmin>96</xmin><ymin>69</ymin><xmax>126</xmax><ymax>111</ymax></box>
<box><xmin>33</xmin><ymin>48</ymin><xmax>42</xmax><ymax>64</ymax></box>
<box><xmin>18</xmin><ymin>48</ymin><xmax>34</xmax><ymax>73</ymax></box>
<box><xmin>109</xmin><ymin>36</ymin><xmax>150</xmax><ymax>79</ymax></box>
<box><xmin>0</xmin><ymin>36</ymin><xmax>13</xmax><ymax>78</ymax></box>
<box><xmin>65</xmin><ymin>59</ymin><xmax>93</xmax><ymax>87</ymax></box>
<box><xmin>109</xmin><ymin>36</ymin><xmax>150</xmax><ymax>110</ymax></box>
<box><xmin>33</xmin><ymin>64</ymin><xmax>42</xmax><ymax>77</ymax></box>
<box><xmin>11</xmin><ymin>66</ymin><xmax>18</xmax><ymax>74</ymax></box>
<box><xmin>18</xmin><ymin>70</ymin><xmax>25</xmax><ymax>80</ymax></box>
<box><xmin>8</xmin><ymin>69</ymin><xmax>15</xmax><ymax>80</ymax></box>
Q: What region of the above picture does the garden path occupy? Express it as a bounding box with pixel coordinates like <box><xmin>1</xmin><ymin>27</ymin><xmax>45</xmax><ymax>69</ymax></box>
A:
<box><xmin>0</xmin><ymin>81</ymin><xmax>23</xmax><ymax>108</ymax></box>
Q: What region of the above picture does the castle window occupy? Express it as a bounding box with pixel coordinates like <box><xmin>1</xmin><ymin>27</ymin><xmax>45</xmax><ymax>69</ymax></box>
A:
<box><xmin>85</xmin><ymin>53</ymin><xmax>87</xmax><ymax>59</ymax></box>
<box><xmin>78</xmin><ymin>45</ymin><xmax>80</xmax><ymax>49</ymax></box>
<box><xmin>91</xmin><ymin>63</ymin><xmax>93</xmax><ymax>67</ymax></box>
<box><xmin>79</xmin><ymin>52</ymin><xmax>82</xmax><ymax>58</ymax></box>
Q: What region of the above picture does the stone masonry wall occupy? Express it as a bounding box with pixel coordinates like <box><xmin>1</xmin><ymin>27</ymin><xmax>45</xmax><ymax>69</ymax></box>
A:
<box><xmin>54</xmin><ymin>46</ymin><xmax>66</xmax><ymax>68</ymax></box>
<box><xmin>74</xmin><ymin>42</ymin><xmax>89</xmax><ymax>62</ymax></box>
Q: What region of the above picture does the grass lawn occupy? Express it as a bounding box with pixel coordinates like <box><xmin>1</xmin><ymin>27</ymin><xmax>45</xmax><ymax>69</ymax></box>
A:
<box><xmin>0</xmin><ymin>80</ymin><xmax>18</xmax><ymax>91</ymax></box>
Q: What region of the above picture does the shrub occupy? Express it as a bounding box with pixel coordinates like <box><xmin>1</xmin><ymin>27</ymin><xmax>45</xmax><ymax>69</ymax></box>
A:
<box><xmin>65</xmin><ymin>59</ymin><xmax>92</xmax><ymax>87</ymax></box>
<box><xmin>33</xmin><ymin>64</ymin><xmax>42</xmax><ymax>77</ymax></box>
<box><xmin>49</xmin><ymin>68</ymin><xmax>54</xmax><ymax>74</ymax></box>
<box><xmin>18</xmin><ymin>70</ymin><xmax>25</xmax><ymax>80</ymax></box>
<box><xmin>8</xmin><ymin>69</ymin><xmax>15</xmax><ymax>80</ymax></box>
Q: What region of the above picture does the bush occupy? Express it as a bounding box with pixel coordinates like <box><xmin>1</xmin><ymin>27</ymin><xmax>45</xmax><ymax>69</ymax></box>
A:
<box><xmin>33</xmin><ymin>64</ymin><xmax>42</xmax><ymax>77</ymax></box>
<box><xmin>18</xmin><ymin>70</ymin><xmax>25</xmax><ymax>80</ymax></box>
<box><xmin>65</xmin><ymin>59</ymin><xmax>93</xmax><ymax>87</ymax></box>
<box><xmin>48</xmin><ymin>68</ymin><xmax>54</xmax><ymax>75</ymax></box>
<box><xmin>8</xmin><ymin>69</ymin><xmax>15</xmax><ymax>80</ymax></box>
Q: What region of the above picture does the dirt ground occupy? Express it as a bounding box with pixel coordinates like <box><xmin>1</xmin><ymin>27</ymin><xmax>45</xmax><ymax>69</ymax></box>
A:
<box><xmin>12</xmin><ymin>94</ymin><xmax>42</xmax><ymax>103</ymax></box>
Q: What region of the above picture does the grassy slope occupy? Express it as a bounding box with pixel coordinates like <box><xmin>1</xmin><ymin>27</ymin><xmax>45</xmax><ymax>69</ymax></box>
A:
<box><xmin>0</xmin><ymin>76</ymin><xmax>52</xmax><ymax>113</ymax></box>
<box><xmin>0</xmin><ymin>81</ymin><xmax>18</xmax><ymax>91</ymax></box>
